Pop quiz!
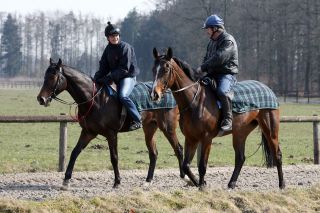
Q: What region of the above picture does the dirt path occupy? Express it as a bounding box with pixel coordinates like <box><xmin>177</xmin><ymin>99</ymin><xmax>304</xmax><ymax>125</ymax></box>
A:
<box><xmin>0</xmin><ymin>165</ymin><xmax>319</xmax><ymax>201</ymax></box>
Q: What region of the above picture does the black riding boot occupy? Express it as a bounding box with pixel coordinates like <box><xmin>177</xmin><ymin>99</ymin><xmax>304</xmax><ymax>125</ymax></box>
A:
<box><xmin>219</xmin><ymin>95</ymin><xmax>233</xmax><ymax>131</ymax></box>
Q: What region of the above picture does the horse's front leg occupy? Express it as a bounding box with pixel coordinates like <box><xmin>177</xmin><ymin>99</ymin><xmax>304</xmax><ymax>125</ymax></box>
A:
<box><xmin>182</xmin><ymin>137</ymin><xmax>199</xmax><ymax>187</ymax></box>
<box><xmin>106</xmin><ymin>130</ymin><xmax>120</xmax><ymax>188</ymax></box>
<box><xmin>198</xmin><ymin>139</ymin><xmax>212</xmax><ymax>189</ymax></box>
<box><xmin>161</xmin><ymin>124</ymin><xmax>185</xmax><ymax>179</ymax></box>
<box><xmin>160</xmin><ymin>108</ymin><xmax>185</xmax><ymax>179</ymax></box>
<box><xmin>63</xmin><ymin>129</ymin><xmax>96</xmax><ymax>188</ymax></box>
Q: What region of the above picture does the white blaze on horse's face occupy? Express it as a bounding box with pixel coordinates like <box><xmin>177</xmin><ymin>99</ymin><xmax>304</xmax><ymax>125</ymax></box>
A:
<box><xmin>151</xmin><ymin>64</ymin><xmax>161</xmax><ymax>101</ymax></box>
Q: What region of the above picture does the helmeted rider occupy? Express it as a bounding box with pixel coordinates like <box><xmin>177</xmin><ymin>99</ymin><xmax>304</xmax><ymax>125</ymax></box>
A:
<box><xmin>94</xmin><ymin>21</ymin><xmax>142</xmax><ymax>131</ymax></box>
<box><xmin>197</xmin><ymin>14</ymin><xmax>238</xmax><ymax>131</ymax></box>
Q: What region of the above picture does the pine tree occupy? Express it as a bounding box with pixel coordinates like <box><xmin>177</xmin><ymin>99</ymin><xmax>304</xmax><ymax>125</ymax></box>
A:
<box><xmin>0</xmin><ymin>14</ymin><xmax>22</xmax><ymax>77</ymax></box>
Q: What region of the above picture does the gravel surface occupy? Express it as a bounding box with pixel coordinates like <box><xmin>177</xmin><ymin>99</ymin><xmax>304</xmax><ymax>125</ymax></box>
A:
<box><xmin>0</xmin><ymin>165</ymin><xmax>319</xmax><ymax>201</ymax></box>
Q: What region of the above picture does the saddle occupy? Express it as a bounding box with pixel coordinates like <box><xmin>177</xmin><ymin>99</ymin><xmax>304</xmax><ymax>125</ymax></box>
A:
<box><xmin>200</xmin><ymin>76</ymin><xmax>217</xmax><ymax>91</ymax></box>
<box><xmin>99</xmin><ymin>80</ymin><xmax>128</xmax><ymax>131</ymax></box>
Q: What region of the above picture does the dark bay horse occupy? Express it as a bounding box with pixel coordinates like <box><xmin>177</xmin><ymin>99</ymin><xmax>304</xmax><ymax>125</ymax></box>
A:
<box><xmin>37</xmin><ymin>59</ymin><xmax>184</xmax><ymax>188</ymax></box>
<box><xmin>151</xmin><ymin>48</ymin><xmax>285</xmax><ymax>189</ymax></box>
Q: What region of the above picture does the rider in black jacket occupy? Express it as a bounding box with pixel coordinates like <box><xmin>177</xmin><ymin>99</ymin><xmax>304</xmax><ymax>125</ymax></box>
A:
<box><xmin>197</xmin><ymin>14</ymin><xmax>238</xmax><ymax>131</ymax></box>
<box><xmin>94</xmin><ymin>22</ymin><xmax>141</xmax><ymax>131</ymax></box>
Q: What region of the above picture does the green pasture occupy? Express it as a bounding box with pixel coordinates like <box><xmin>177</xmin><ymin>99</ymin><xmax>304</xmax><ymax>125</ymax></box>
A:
<box><xmin>0</xmin><ymin>88</ymin><xmax>319</xmax><ymax>173</ymax></box>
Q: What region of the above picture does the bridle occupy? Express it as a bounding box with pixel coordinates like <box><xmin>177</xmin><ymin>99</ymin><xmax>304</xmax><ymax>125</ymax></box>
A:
<box><xmin>157</xmin><ymin>59</ymin><xmax>201</xmax><ymax>114</ymax></box>
<box><xmin>47</xmin><ymin>65</ymin><xmax>102</xmax><ymax>121</ymax></box>
<box><xmin>49</xmin><ymin>66</ymin><xmax>70</xmax><ymax>105</ymax></box>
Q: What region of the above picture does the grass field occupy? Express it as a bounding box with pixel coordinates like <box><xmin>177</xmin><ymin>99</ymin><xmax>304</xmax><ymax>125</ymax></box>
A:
<box><xmin>0</xmin><ymin>88</ymin><xmax>319</xmax><ymax>173</ymax></box>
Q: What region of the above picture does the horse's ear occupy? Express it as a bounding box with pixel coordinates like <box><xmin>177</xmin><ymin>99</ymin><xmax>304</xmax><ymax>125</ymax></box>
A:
<box><xmin>153</xmin><ymin>47</ymin><xmax>159</xmax><ymax>59</ymax></box>
<box><xmin>49</xmin><ymin>58</ymin><xmax>53</xmax><ymax>65</ymax></box>
<box><xmin>57</xmin><ymin>58</ymin><xmax>62</xmax><ymax>67</ymax></box>
<box><xmin>166</xmin><ymin>47</ymin><xmax>173</xmax><ymax>60</ymax></box>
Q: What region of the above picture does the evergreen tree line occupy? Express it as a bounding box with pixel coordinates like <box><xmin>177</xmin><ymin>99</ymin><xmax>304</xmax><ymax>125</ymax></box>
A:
<box><xmin>0</xmin><ymin>0</ymin><xmax>319</xmax><ymax>97</ymax></box>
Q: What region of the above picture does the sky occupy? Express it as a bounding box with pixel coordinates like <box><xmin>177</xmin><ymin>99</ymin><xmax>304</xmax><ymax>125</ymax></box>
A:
<box><xmin>0</xmin><ymin>0</ymin><xmax>156</xmax><ymax>21</ymax></box>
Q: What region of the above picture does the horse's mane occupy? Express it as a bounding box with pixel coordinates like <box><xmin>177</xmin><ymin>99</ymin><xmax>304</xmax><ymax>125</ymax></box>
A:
<box><xmin>62</xmin><ymin>65</ymin><xmax>93</xmax><ymax>81</ymax></box>
<box><xmin>172</xmin><ymin>57</ymin><xmax>204</xmax><ymax>81</ymax></box>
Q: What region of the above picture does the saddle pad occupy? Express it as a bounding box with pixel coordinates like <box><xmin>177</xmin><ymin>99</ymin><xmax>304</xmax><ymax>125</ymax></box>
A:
<box><xmin>232</xmin><ymin>80</ymin><xmax>279</xmax><ymax>113</ymax></box>
<box><xmin>129</xmin><ymin>82</ymin><xmax>176</xmax><ymax>112</ymax></box>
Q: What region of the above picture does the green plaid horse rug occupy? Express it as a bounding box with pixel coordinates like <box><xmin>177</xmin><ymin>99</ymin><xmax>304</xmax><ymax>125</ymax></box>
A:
<box><xmin>231</xmin><ymin>80</ymin><xmax>279</xmax><ymax>113</ymax></box>
<box><xmin>106</xmin><ymin>82</ymin><xmax>176</xmax><ymax>112</ymax></box>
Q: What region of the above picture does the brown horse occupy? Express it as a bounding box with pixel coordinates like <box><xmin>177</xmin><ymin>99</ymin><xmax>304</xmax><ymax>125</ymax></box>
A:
<box><xmin>151</xmin><ymin>48</ymin><xmax>285</xmax><ymax>189</ymax></box>
<box><xmin>37</xmin><ymin>58</ymin><xmax>184</xmax><ymax>188</ymax></box>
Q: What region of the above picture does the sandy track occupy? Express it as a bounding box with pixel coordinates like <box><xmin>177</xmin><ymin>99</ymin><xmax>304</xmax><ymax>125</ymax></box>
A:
<box><xmin>0</xmin><ymin>165</ymin><xmax>319</xmax><ymax>201</ymax></box>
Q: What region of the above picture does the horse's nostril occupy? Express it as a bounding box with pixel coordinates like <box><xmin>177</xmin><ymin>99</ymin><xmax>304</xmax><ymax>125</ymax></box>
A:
<box><xmin>153</xmin><ymin>92</ymin><xmax>160</xmax><ymax>101</ymax></box>
<box><xmin>151</xmin><ymin>91</ymin><xmax>159</xmax><ymax>101</ymax></box>
<box><xmin>37</xmin><ymin>96</ymin><xmax>45</xmax><ymax>105</ymax></box>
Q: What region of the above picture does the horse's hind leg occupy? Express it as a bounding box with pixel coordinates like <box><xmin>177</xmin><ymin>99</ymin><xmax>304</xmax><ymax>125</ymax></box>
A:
<box><xmin>63</xmin><ymin>129</ymin><xmax>96</xmax><ymax>187</ymax></box>
<box><xmin>143</xmin><ymin>121</ymin><xmax>158</xmax><ymax>182</ymax></box>
<box><xmin>228</xmin><ymin>121</ymin><xmax>257</xmax><ymax>189</ymax></box>
<box><xmin>259</xmin><ymin>109</ymin><xmax>285</xmax><ymax>189</ymax></box>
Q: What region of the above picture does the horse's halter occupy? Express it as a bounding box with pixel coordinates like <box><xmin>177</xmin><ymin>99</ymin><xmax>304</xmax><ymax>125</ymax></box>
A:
<box><xmin>157</xmin><ymin>58</ymin><xmax>200</xmax><ymax>113</ymax></box>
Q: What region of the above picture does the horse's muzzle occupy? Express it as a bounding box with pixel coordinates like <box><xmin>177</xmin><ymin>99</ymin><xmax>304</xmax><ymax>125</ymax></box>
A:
<box><xmin>37</xmin><ymin>95</ymin><xmax>51</xmax><ymax>107</ymax></box>
<box><xmin>150</xmin><ymin>90</ymin><xmax>161</xmax><ymax>102</ymax></box>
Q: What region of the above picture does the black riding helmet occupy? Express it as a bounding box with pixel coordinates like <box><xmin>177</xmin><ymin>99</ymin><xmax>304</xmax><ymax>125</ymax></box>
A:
<box><xmin>104</xmin><ymin>21</ymin><xmax>120</xmax><ymax>37</ymax></box>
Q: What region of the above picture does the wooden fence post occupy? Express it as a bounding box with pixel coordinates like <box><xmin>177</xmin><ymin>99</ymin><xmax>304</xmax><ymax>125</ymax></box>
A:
<box><xmin>313</xmin><ymin>114</ymin><xmax>319</xmax><ymax>164</ymax></box>
<box><xmin>59</xmin><ymin>113</ymin><xmax>68</xmax><ymax>172</ymax></box>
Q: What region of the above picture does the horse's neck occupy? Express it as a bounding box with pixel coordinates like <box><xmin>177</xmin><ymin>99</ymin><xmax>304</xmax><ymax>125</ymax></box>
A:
<box><xmin>63</xmin><ymin>66</ymin><xmax>93</xmax><ymax>104</ymax></box>
<box><xmin>171</xmin><ymin>63</ymin><xmax>220</xmax><ymax>122</ymax></box>
<box><xmin>171</xmin><ymin>63</ymin><xmax>200</xmax><ymax>108</ymax></box>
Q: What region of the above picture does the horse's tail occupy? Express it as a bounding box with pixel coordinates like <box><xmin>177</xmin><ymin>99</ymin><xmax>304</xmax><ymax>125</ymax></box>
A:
<box><xmin>261</xmin><ymin>133</ymin><xmax>275</xmax><ymax>168</ymax></box>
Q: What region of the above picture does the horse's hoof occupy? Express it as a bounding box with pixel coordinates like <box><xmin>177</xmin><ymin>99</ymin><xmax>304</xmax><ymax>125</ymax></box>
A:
<box><xmin>199</xmin><ymin>185</ymin><xmax>207</xmax><ymax>191</ymax></box>
<box><xmin>183</xmin><ymin>178</ymin><xmax>198</xmax><ymax>187</ymax></box>
<box><xmin>60</xmin><ymin>180</ymin><xmax>70</xmax><ymax>190</ymax></box>
<box><xmin>180</xmin><ymin>173</ymin><xmax>185</xmax><ymax>179</ymax></box>
<box><xmin>113</xmin><ymin>182</ymin><xmax>120</xmax><ymax>188</ymax></box>
<box><xmin>228</xmin><ymin>182</ymin><xmax>236</xmax><ymax>189</ymax></box>
<box><xmin>146</xmin><ymin>177</ymin><xmax>153</xmax><ymax>182</ymax></box>
<box><xmin>199</xmin><ymin>181</ymin><xmax>207</xmax><ymax>191</ymax></box>
<box><xmin>143</xmin><ymin>181</ymin><xmax>152</xmax><ymax>187</ymax></box>
<box><xmin>279</xmin><ymin>181</ymin><xmax>286</xmax><ymax>189</ymax></box>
